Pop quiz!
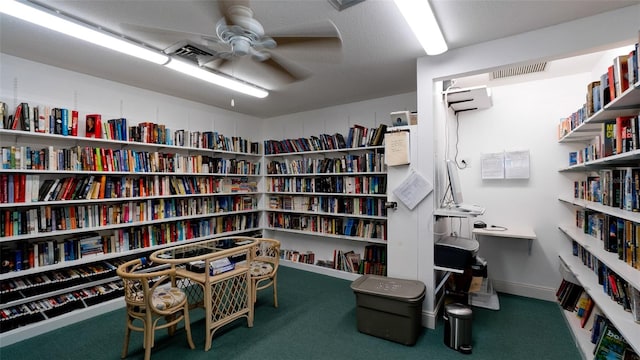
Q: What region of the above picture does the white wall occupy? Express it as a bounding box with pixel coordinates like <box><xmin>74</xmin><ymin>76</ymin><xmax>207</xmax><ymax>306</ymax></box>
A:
<box><xmin>417</xmin><ymin>4</ymin><xmax>640</xmax><ymax>302</ymax></box>
<box><xmin>451</xmin><ymin>72</ymin><xmax>591</xmax><ymax>298</ymax></box>
<box><xmin>0</xmin><ymin>54</ymin><xmax>262</xmax><ymax>139</ymax></box>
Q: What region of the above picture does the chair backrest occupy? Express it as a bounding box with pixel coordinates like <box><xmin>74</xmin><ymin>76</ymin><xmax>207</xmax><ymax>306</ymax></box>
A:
<box><xmin>253</xmin><ymin>238</ymin><xmax>281</xmax><ymax>267</ymax></box>
<box><xmin>116</xmin><ymin>258</ymin><xmax>175</xmax><ymax>308</ymax></box>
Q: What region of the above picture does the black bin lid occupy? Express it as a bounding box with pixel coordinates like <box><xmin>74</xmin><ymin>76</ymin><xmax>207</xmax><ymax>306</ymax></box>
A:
<box><xmin>351</xmin><ymin>274</ymin><xmax>426</xmax><ymax>302</ymax></box>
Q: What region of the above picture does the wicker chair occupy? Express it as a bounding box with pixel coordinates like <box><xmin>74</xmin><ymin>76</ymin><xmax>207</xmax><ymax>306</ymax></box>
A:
<box><xmin>249</xmin><ymin>238</ymin><xmax>280</xmax><ymax>307</ymax></box>
<box><xmin>117</xmin><ymin>258</ymin><xmax>195</xmax><ymax>360</ymax></box>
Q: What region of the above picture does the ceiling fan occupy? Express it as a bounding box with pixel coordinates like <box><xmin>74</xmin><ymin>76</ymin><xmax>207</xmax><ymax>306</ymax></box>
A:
<box><xmin>156</xmin><ymin>0</ymin><xmax>343</xmax><ymax>86</ymax></box>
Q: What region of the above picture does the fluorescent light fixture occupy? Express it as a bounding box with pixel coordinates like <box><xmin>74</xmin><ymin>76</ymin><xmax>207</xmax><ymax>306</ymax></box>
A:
<box><xmin>394</xmin><ymin>0</ymin><xmax>448</xmax><ymax>56</ymax></box>
<box><xmin>1</xmin><ymin>0</ymin><xmax>269</xmax><ymax>98</ymax></box>
<box><xmin>1</xmin><ymin>0</ymin><xmax>169</xmax><ymax>65</ymax></box>
<box><xmin>165</xmin><ymin>58</ymin><xmax>269</xmax><ymax>98</ymax></box>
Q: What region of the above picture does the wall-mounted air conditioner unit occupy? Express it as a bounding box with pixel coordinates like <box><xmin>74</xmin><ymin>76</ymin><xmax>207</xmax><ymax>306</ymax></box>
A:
<box><xmin>443</xmin><ymin>86</ymin><xmax>492</xmax><ymax>114</ymax></box>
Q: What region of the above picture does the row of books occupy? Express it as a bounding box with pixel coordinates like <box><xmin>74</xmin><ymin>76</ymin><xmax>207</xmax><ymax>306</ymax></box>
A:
<box><xmin>0</xmin><ymin>174</ymin><xmax>258</xmax><ymax>204</ymax></box>
<box><xmin>576</xmin><ymin>209</ymin><xmax>640</xmax><ymax>270</ymax></box>
<box><xmin>556</xmin><ymin>278</ymin><xmax>639</xmax><ymax>359</ymax></box>
<box><xmin>556</xmin><ymin>278</ymin><xmax>587</xmax><ymax>313</ymax></box>
<box><xmin>0</xmin><ymin>280</ymin><xmax>124</xmax><ymax>333</ymax></box>
<box><xmin>267</xmin><ymin>175</ymin><xmax>386</xmax><ymax>195</ymax></box>
<box><xmin>569</xmin><ymin>114</ymin><xmax>640</xmax><ymax>166</ymax></box>
<box><xmin>1</xmin><ymin>145</ymin><xmax>261</xmax><ymax>175</ymax></box>
<box><xmin>268</xmin><ymin>195</ymin><xmax>386</xmax><ymax>217</ymax></box>
<box><xmin>557</xmin><ymin>42</ymin><xmax>639</xmax><ymax>139</ymax></box>
<box><xmin>263</xmin><ymin>123</ymin><xmax>387</xmax><ymax>155</ymax></box>
<box><xmin>0</xmin><ymin>102</ymin><xmax>260</xmax><ymax>154</ymax></box>
<box><xmin>266</xmin><ymin>151</ymin><xmax>385</xmax><ymax>175</ymax></box>
<box><xmin>1</xmin><ymin>215</ymin><xmax>260</xmax><ymax>273</ymax></box>
<box><xmin>573</xmin><ymin>241</ymin><xmax>638</xmax><ymax>313</ymax></box>
<box><xmin>171</xmin><ymin>129</ymin><xmax>260</xmax><ymax>154</ymax></box>
<box><xmin>280</xmin><ymin>249</ymin><xmax>315</xmax><ymax>264</ymax></box>
<box><xmin>98</xmin><ymin>216</ymin><xmax>260</xmax><ymax>257</ymax></box>
<box><xmin>573</xmin><ymin>167</ymin><xmax>640</xmax><ymax>212</ymax></box>
<box><xmin>268</xmin><ymin>212</ymin><xmax>387</xmax><ymax>240</ymax></box>
<box><xmin>1</xmin><ymin>260</ymin><xmax>118</xmax><ymax>292</ymax></box>
<box><xmin>347</xmin><ymin>244</ymin><xmax>388</xmax><ymax>276</ymax></box>
<box><xmin>1</xmin><ymin>197</ymin><xmax>259</xmax><ymax>238</ymax></box>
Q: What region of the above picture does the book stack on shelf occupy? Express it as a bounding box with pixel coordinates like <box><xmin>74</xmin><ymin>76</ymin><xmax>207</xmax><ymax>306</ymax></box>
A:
<box><xmin>263</xmin><ymin>123</ymin><xmax>387</xmax><ymax>155</ymax></box>
<box><xmin>558</xmin><ymin>43</ymin><xmax>639</xmax><ymax>144</ymax></box>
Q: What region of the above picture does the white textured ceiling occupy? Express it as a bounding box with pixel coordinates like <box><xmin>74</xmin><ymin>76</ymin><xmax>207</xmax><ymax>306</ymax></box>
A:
<box><xmin>0</xmin><ymin>0</ymin><xmax>638</xmax><ymax>118</ymax></box>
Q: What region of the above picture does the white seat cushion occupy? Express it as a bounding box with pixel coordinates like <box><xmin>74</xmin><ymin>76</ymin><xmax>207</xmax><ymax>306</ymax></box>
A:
<box><xmin>250</xmin><ymin>261</ymin><xmax>274</xmax><ymax>277</ymax></box>
<box><xmin>151</xmin><ymin>286</ymin><xmax>186</xmax><ymax>311</ymax></box>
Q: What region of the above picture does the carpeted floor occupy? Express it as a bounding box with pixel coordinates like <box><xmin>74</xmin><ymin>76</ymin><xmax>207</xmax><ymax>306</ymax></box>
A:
<box><xmin>1</xmin><ymin>266</ymin><xmax>581</xmax><ymax>360</ymax></box>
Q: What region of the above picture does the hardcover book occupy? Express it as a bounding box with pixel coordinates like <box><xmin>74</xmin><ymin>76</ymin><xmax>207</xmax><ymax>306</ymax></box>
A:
<box><xmin>85</xmin><ymin>114</ymin><xmax>101</xmax><ymax>138</ymax></box>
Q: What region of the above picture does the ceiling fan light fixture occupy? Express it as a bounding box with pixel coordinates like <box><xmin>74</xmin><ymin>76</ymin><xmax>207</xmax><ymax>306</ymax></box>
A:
<box><xmin>1</xmin><ymin>0</ymin><xmax>169</xmax><ymax>65</ymax></box>
<box><xmin>394</xmin><ymin>0</ymin><xmax>448</xmax><ymax>56</ymax></box>
<box><xmin>164</xmin><ymin>58</ymin><xmax>268</xmax><ymax>98</ymax></box>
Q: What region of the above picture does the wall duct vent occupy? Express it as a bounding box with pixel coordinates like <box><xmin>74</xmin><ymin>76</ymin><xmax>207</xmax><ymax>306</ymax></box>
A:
<box><xmin>491</xmin><ymin>62</ymin><xmax>547</xmax><ymax>80</ymax></box>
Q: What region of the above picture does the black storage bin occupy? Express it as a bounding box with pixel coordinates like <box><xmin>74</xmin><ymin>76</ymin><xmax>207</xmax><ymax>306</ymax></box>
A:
<box><xmin>350</xmin><ymin>274</ymin><xmax>425</xmax><ymax>345</ymax></box>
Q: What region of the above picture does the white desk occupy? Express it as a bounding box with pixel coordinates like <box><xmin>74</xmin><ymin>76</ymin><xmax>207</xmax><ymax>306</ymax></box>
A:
<box><xmin>472</xmin><ymin>226</ymin><xmax>536</xmax><ymax>255</ymax></box>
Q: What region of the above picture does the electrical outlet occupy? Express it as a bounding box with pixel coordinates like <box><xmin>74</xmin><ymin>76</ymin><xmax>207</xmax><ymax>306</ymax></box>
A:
<box><xmin>460</xmin><ymin>158</ymin><xmax>471</xmax><ymax>168</ymax></box>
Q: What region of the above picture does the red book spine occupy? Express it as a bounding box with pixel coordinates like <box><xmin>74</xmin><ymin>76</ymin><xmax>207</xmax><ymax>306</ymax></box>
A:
<box><xmin>71</xmin><ymin>110</ymin><xmax>78</xmax><ymax>136</ymax></box>
<box><xmin>12</xmin><ymin>104</ymin><xmax>22</xmax><ymax>130</ymax></box>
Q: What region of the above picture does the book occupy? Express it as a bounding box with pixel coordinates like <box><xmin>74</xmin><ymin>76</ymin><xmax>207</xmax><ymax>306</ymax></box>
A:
<box><xmin>71</xmin><ymin>110</ymin><xmax>78</xmax><ymax>136</ymax></box>
<box><xmin>607</xmin><ymin>65</ymin><xmax>616</xmax><ymax>102</ymax></box>
<box><xmin>85</xmin><ymin>114</ymin><xmax>101</xmax><ymax>138</ymax></box>
<box><xmin>593</xmin><ymin>323</ymin><xmax>627</xmax><ymax>360</ymax></box>
<box><xmin>602</xmin><ymin>121</ymin><xmax>616</xmax><ymax>157</ymax></box>
<box><xmin>613</xmin><ymin>55</ymin><xmax>630</xmax><ymax>98</ymax></box>
<box><xmin>209</xmin><ymin>257</ymin><xmax>235</xmax><ymax>275</ymax></box>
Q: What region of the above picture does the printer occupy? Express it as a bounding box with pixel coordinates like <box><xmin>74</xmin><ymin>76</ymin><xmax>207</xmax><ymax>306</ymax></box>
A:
<box><xmin>434</xmin><ymin>235</ymin><xmax>479</xmax><ymax>270</ymax></box>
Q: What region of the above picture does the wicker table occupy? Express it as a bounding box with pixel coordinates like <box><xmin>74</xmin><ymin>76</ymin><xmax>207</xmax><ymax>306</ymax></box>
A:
<box><xmin>150</xmin><ymin>236</ymin><xmax>257</xmax><ymax>351</ymax></box>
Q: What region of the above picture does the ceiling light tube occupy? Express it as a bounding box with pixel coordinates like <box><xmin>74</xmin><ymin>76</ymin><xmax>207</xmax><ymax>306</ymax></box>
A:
<box><xmin>165</xmin><ymin>58</ymin><xmax>269</xmax><ymax>98</ymax></box>
<box><xmin>1</xmin><ymin>0</ymin><xmax>169</xmax><ymax>65</ymax></box>
<box><xmin>394</xmin><ymin>0</ymin><xmax>448</xmax><ymax>56</ymax></box>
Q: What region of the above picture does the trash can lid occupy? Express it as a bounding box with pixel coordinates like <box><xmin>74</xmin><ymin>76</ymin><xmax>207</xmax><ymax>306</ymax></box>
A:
<box><xmin>445</xmin><ymin>303</ymin><xmax>473</xmax><ymax>318</ymax></box>
<box><xmin>350</xmin><ymin>274</ymin><xmax>426</xmax><ymax>302</ymax></box>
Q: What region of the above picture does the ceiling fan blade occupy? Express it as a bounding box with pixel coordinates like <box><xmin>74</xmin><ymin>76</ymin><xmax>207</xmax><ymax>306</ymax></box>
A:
<box><xmin>271</xmin><ymin>36</ymin><xmax>342</xmax><ymax>50</ymax></box>
<box><xmin>202</xmin><ymin>57</ymin><xmax>231</xmax><ymax>71</ymax></box>
<box><xmin>268</xmin><ymin>20</ymin><xmax>342</xmax><ymax>51</ymax></box>
<box><xmin>258</xmin><ymin>55</ymin><xmax>312</xmax><ymax>84</ymax></box>
<box><xmin>213</xmin><ymin>55</ymin><xmax>310</xmax><ymax>86</ymax></box>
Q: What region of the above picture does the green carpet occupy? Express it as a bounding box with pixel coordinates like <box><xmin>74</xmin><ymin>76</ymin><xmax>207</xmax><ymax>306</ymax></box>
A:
<box><xmin>1</xmin><ymin>266</ymin><xmax>581</xmax><ymax>359</ymax></box>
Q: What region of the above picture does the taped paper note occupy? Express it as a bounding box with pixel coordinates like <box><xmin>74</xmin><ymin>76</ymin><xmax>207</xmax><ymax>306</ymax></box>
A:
<box><xmin>385</xmin><ymin>130</ymin><xmax>410</xmax><ymax>166</ymax></box>
<box><xmin>392</xmin><ymin>169</ymin><xmax>432</xmax><ymax>210</ymax></box>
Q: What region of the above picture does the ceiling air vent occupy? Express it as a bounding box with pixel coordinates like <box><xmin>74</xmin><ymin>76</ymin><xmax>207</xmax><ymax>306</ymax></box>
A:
<box><xmin>328</xmin><ymin>0</ymin><xmax>366</xmax><ymax>11</ymax></box>
<box><xmin>490</xmin><ymin>62</ymin><xmax>547</xmax><ymax>80</ymax></box>
<box><xmin>164</xmin><ymin>41</ymin><xmax>215</xmax><ymax>63</ymax></box>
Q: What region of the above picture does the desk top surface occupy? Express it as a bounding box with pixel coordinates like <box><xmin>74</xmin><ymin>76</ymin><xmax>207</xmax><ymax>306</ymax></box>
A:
<box><xmin>149</xmin><ymin>236</ymin><xmax>257</xmax><ymax>263</ymax></box>
<box><xmin>472</xmin><ymin>225</ymin><xmax>536</xmax><ymax>240</ymax></box>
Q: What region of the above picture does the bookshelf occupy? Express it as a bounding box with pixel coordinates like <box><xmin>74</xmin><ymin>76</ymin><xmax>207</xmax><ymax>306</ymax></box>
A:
<box><xmin>556</xmin><ymin>49</ymin><xmax>640</xmax><ymax>357</ymax></box>
<box><xmin>262</xmin><ymin>127</ymin><xmax>388</xmax><ymax>278</ymax></box>
<box><xmin>0</xmin><ymin>120</ymin><xmax>263</xmax><ymax>346</ymax></box>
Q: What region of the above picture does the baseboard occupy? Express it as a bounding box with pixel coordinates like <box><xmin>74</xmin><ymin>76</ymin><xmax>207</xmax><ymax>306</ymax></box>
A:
<box><xmin>491</xmin><ymin>279</ymin><xmax>557</xmax><ymax>302</ymax></box>
<box><xmin>280</xmin><ymin>260</ymin><xmax>361</xmax><ymax>281</ymax></box>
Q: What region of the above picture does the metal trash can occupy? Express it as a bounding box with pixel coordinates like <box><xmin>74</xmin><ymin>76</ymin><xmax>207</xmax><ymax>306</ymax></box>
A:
<box><xmin>443</xmin><ymin>303</ymin><xmax>473</xmax><ymax>354</ymax></box>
